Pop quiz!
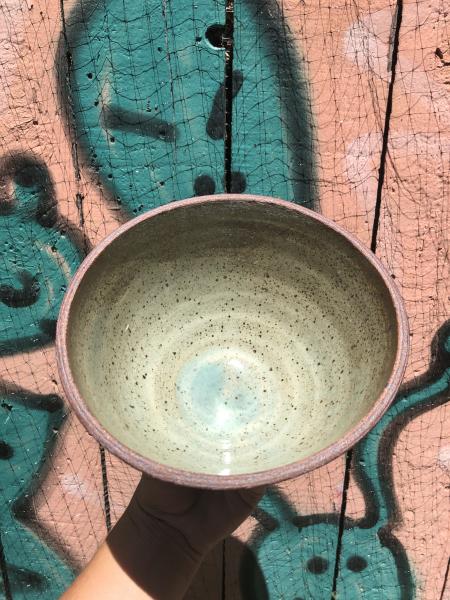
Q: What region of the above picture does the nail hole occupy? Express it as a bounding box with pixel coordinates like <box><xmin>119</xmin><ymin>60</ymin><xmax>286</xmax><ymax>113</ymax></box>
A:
<box><xmin>205</xmin><ymin>24</ymin><xmax>225</xmax><ymax>48</ymax></box>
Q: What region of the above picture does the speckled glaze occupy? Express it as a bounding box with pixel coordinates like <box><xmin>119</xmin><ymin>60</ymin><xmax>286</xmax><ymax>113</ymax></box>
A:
<box><xmin>56</xmin><ymin>195</ymin><xmax>409</xmax><ymax>489</ymax></box>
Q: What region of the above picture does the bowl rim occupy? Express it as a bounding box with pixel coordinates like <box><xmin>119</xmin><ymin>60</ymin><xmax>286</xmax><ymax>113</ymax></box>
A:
<box><xmin>56</xmin><ymin>194</ymin><xmax>409</xmax><ymax>489</ymax></box>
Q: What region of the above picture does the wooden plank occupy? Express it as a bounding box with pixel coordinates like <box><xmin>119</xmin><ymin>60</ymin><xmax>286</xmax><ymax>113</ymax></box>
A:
<box><xmin>226</xmin><ymin>0</ymin><xmax>396</xmax><ymax>597</ymax></box>
<box><xmin>61</xmin><ymin>0</ymin><xmax>228</xmax><ymax>220</ymax></box>
<box><xmin>0</xmin><ymin>1</ymin><xmax>110</xmax><ymax>596</ymax></box>
<box><xmin>59</xmin><ymin>0</ymin><xmax>230</xmax><ymax>596</ymax></box>
<box><xmin>337</xmin><ymin>1</ymin><xmax>450</xmax><ymax>598</ymax></box>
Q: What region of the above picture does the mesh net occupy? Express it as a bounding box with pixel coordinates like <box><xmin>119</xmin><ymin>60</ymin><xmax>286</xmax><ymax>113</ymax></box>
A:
<box><xmin>0</xmin><ymin>0</ymin><xmax>449</xmax><ymax>598</ymax></box>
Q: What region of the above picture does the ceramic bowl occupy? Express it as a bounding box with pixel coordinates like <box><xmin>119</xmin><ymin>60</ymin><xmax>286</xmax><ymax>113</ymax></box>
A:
<box><xmin>56</xmin><ymin>195</ymin><xmax>408</xmax><ymax>489</ymax></box>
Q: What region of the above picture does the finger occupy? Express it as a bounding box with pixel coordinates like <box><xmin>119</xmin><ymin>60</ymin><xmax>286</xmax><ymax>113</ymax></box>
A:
<box><xmin>135</xmin><ymin>475</ymin><xmax>198</xmax><ymax>515</ymax></box>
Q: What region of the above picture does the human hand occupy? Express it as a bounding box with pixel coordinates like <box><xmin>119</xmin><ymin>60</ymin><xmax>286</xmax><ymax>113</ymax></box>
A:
<box><xmin>106</xmin><ymin>475</ymin><xmax>265</xmax><ymax>599</ymax></box>
<box><xmin>126</xmin><ymin>475</ymin><xmax>265</xmax><ymax>557</ymax></box>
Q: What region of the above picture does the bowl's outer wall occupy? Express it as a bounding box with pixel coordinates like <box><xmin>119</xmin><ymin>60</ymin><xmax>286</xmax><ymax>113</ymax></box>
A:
<box><xmin>56</xmin><ymin>195</ymin><xmax>409</xmax><ymax>489</ymax></box>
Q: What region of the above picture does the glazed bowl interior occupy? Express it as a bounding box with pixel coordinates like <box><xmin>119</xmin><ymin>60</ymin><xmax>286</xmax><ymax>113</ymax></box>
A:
<box><xmin>60</xmin><ymin>197</ymin><xmax>404</xmax><ymax>484</ymax></box>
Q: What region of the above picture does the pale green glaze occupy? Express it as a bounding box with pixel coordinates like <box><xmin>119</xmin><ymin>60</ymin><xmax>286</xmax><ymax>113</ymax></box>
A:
<box><xmin>67</xmin><ymin>199</ymin><xmax>398</xmax><ymax>476</ymax></box>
